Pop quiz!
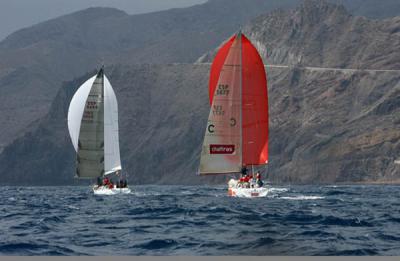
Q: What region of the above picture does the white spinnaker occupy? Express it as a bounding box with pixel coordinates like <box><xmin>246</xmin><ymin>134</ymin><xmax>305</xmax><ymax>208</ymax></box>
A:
<box><xmin>199</xmin><ymin>34</ymin><xmax>242</xmax><ymax>175</ymax></box>
<box><xmin>103</xmin><ymin>75</ymin><xmax>122</xmax><ymax>175</ymax></box>
<box><xmin>67</xmin><ymin>75</ymin><xmax>97</xmax><ymax>152</ymax></box>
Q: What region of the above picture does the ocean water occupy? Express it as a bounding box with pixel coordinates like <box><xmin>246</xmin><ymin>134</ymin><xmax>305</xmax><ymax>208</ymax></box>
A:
<box><xmin>0</xmin><ymin>185</ymin><xmax>400</xmax><ymax>255</ymax></box>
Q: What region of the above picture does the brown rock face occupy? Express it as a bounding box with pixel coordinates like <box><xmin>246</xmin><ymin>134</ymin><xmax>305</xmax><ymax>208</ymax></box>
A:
<box><xmin>2</xmin><ymin>0</ymin><xmax>400</xmax><ymax>153</ymax></box>
<box><xmin>1</xmin><ymin>0</ymin><xmax>400</xmax><ymax>185</ymax></box>
<box><xmin>1</xmin><ymin>64</ymin><xmax>400</xmax><ymax>185</ymax></box>
<box><xmin>266</xmin><ymin>67</ymin><xmax>400</xmax><ymax>184</ymax></box>
<box><xmin>245</xmin><ymin>0</ymin><xmax>400</xmax><ymax>70</ymax></box>
<box><xmin>0</xmin><ymin>0</ymin><xmax>300</xmax><ymax>151</ymax></box>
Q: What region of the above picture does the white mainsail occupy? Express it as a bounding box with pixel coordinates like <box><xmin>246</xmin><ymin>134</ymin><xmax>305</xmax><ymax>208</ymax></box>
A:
<box><xmin>67</xmin><ymin>69</ymin><xmax>121</xmax><ymax>178</ymax></box>
<box><xmin>67</xmin><ymin>76</ymin><xmax>97</xmax><ymax>151</ymax></box>
<box><xmin>199</xmin><ymin>34</ymin><xmax>243</xmax><ymax>175</ymax></box>
<box><xmin>103</xmin><ymin>75</ymin><xmax>121</xmax><ymax>174</ymax></box>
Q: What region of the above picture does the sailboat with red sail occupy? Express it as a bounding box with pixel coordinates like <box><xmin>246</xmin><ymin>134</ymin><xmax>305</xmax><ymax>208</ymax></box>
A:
<box><xmin>198</xmin><ymin>31</ymin><xmax>269</xmax><ymax>198</ymax></box>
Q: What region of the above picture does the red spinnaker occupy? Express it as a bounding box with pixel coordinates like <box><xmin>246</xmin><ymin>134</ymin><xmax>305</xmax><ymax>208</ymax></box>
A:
<box><xmin>208</xmin><ymin>33</ymin><xmax>269</xmax><ymax>166</ymax></box>
<box><xmin>241</xmin><ymin>34</ymin><xmax>268</xmax><ymax>165</ymax></box>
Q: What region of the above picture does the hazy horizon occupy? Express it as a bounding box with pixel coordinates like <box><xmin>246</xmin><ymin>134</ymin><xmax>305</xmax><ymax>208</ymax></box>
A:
<box><xmin>0</xmin><ymin>0</ymin><xmax>207</xmax><ymax>41</ymax></box>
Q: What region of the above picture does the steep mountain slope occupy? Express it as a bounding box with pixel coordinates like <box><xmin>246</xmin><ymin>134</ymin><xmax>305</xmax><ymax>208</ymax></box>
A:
<box><xmin>0</xmin><ymin>64</ymin><xmax>215</xmax><ymax>185</ymax></box>
<box><xmin>2</xmin><ymin>62</ymin><xmax>400</xmax><ymax>185</ymax></box>
<box><xmin>2</xmin><ymin>0</ymin><xmax>400</xmax><ymax>152</ymax></box>
<box><xmin>339</xmin><ymin>0</ymin><xmax>400</xmax><ymax>19</ymax></box>
<box><xmin>0</xmin><ymin>0</ymin><xmax>299</xmax><ymax>151</ymax></box>
<box><xmin>1</xmin><ymin>0</ymin><xmax>400</xmax><ymax>185</ymax></box>
<box><xmin>244</xmin><ymin>0</ymin><xmax>400</xmax><ymax>70</ymax></box>
<box><xmin>0</xmin><ymin>8</ymin><xmax>127</xmax><ymax>152</ymax></box>
<box><xmin>199</xmin><ymin>0</ymin><xmax>400</xmax><ymax>70</ymax></box>
<box><xmin>267</xmin><ymin>67</ymin><xmax>400</xmax><ymax>184</ymax></box>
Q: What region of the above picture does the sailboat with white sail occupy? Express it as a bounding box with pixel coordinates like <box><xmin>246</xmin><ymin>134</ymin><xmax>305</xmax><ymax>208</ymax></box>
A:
<box><xmin>67</xmin><ymin>67</ymin><xmax>131</xmax><ymax>195</ymax></box>
<box><xmin>198</xmin><ymin>31</ymin><xmax>269</xmax><ymax>198</ymax></box>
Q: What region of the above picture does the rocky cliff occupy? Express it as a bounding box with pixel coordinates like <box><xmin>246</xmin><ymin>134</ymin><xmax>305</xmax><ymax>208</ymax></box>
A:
<box><xmin>245</xmin><ymin>0</ymin><xmax>400</xmax><ymax>69</ymax></box>
<box><xmin>0</xmin><ymin>0</ymin><xmax>300</xmax><ymax>151</ymax></box>
<box><xmin>1</xmin><ymin>0</ymin><xmax>400</xmax><ymax>185</ymax></box>
<box><xmin>2</xmin><ymin>62</ymin><xmax>400</xmax><ymax>185</ymax></box>
<box><xmin>2</xmin><ymin>0</ymin><xmax>400</xmax><ymax>152</ymax></box>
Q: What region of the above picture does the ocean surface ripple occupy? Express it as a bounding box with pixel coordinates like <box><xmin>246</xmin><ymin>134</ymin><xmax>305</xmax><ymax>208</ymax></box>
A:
<box><xmin>0</xmin><ymin>185</ymin><xmax>400</xmax><ymax>255</ymax></box>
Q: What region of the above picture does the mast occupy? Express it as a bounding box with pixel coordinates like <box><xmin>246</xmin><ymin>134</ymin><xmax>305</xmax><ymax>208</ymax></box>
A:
<box><xmin>238</xmin><ymin>30</ymin><xmax>243</xmax><ymax>170</ymax></box>
<box><xmin>101</xmin><ymin>67</ymin><xmax>105</xmax><ymax>178</ymax></box>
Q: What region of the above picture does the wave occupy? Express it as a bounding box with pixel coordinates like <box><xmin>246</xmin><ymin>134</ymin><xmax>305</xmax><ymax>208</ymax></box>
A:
<box><xmin>268</xmin><ymin>187</ymin><xmax>289</xmax><ymax>193</ymax></box>
<box><xmin>0</xmin><ymin>242</ymin><xmax>78</xmax><ymax>255</ymax></box>
<box><xmin>320</xmin><ymin>216</ymin><xmax>373</xmax><ymax>227</ymax></box>
<box><xmin>133</xmin><ymin>239</ymin><xmax>178</xmax><ymax>250</ymax></box>
<box><xmin>328</xmin><ymin>248</ymin><xmax>379</xmax><ymax>255</ymax></box>
<box><xmin>280</xmin><ymin>195</ymin><xmax>324</xmax><ymax>200</ymax></box>
<box><xmin>1</xmin><ymin>185</ymin><xmax>400</xmax><ymax>255</ymax></box>
<box><xmin>252</xmin><ymin>237</ymin><xmax>276</xmax><ymax>247</ymax></box>
<box><xmin>325</xmin><ymin>190</ymin><xmax>358</xmax><ymax>196</ymax></box>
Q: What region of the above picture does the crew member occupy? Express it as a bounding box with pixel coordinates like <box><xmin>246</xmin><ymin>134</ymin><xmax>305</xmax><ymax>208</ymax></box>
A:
<box><xmin>256</xmin><ymin>172</ymin><xmax>263</xmax><ymax>187</ymax></box>
<box><xmin>103</xmin><ymin>177</ymin><xmax>110</xmax><ymax>186</ymax></box>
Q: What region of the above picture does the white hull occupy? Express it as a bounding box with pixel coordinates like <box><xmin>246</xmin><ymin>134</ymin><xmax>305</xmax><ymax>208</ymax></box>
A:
<box><xmin>227</xmin><ymin>178</ymin><xmax>268</xmax><ymax>198</ymax></box>
<box><xmin>92</xmin><ymin>185</ymin><xmax>131</xmax><ymax>195</ymax></box>
<box><xmin>228</xmin><ymin>187</ymin><xmax>269</xmax><ymax>198</ymax></box>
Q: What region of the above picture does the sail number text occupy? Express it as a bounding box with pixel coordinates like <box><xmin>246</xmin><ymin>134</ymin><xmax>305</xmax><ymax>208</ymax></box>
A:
<box><xmin>213</xmin><ymin>105</ymin><xmax>225</xmax><ymax>116</ymax></box>
<box><xmin>86</xmin><ymin>101</ymin><xmax>98</xmax><ymax>109</ymax></box>
<box><xmin>216</xmin><ymin>84</ymin><xmax>229</xmax><ymax>96</ymax></box>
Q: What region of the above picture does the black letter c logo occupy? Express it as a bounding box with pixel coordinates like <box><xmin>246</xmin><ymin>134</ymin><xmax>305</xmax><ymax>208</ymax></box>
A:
<box><xmin>230</xmin><ymin>118</ymin><xmax>236</xmax><ymax>127</ymax></box>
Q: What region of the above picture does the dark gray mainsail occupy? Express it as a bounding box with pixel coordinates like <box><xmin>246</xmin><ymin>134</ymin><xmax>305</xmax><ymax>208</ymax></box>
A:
<box><xmin>76</xmin><ymin>70</ymin><xmax>105</xmax><ymax>178</ymax></box>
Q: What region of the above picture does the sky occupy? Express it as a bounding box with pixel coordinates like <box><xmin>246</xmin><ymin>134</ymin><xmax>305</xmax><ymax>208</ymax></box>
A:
<box><xmin>0</xmin><ymin>0</ymin><xmax>208</xmax><ymax>41</ymax></box>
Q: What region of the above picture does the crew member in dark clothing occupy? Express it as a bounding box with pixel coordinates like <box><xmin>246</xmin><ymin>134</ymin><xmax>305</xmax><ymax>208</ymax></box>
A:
<box><xmin>97</xmin><ymin>177</ymin><xmax>102</xmax><ymax>186</ymax></box>
<box><xmin>256</xmin><ymin>172</ymin><xmax>263</xmax><ymax>187</ymax></box>
<box><xmin>240</xmin><ymin>166</ymin><xmax>248</xmax><ymax>176</ymax></box>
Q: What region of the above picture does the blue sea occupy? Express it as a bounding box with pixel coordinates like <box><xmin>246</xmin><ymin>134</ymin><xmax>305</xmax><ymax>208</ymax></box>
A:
<box><xmin>0</xmin><ymin>185</ymin><xmax>400</xmax><ymax>255</ymax></box>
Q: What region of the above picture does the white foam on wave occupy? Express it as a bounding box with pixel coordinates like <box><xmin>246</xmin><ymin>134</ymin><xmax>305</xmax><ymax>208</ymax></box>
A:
<box><xmin>268</xmin><ymin>187</ymin><xmax>289</xmax><ymax>193</ymax></box>
<box><xmin>180</xmin><ymin>190</ymin><xmax>194</xmax><ymax>195</ymax></box>
<box><xmin>280</xmin><ymin>195</ymin><xmax>325</xmax><ymax>200</ymax></box>
<box><xmin>133</xmin><ymin>191</ymin><xmax>162</xmax><ymax>197</ymax></box>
